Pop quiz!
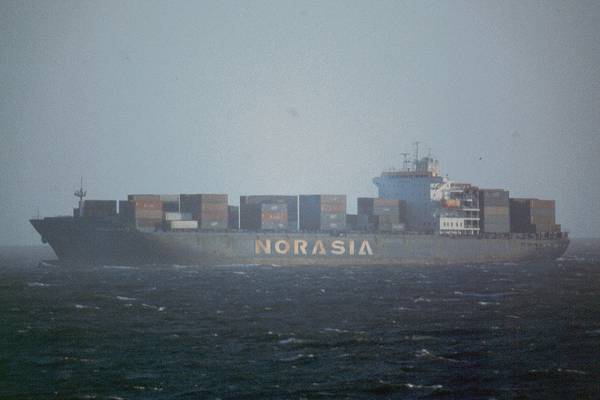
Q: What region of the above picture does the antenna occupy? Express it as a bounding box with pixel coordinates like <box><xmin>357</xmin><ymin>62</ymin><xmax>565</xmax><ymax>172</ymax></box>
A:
<box><xmin>74</xmin><ymin>177</ymin><xmax>86</xmax><ymax>203</ymax></box>
<box><xmin>400</xmin><ymin>152</ymin><xmax>410</xmax><ymax>171</ymax></box>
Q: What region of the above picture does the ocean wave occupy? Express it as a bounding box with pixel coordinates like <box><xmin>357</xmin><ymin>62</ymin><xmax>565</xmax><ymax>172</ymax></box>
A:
<box><xmin>404</xmin><ymin>383</ymin><xmax>444</xmax><ymax>390</ymax></box>
<box><xmin>102</xmin><ymin>265</ymin><xmax>139</xmax><ymax>270</ymax></box>
<box><xmin>415</xmin><ymin>349</ymin><xmax>462</xmax><ymax>363</ymax></box>
<box><xmin>27</xmin><ymin>282</ymin><xmax>53</xmax><ymax>287</ymax></box>
<box><xmin>478</xmin><ymin>301</ymin><xmax>500</xmax><ymax>306</ymax></box>
<box><xmin>116</xmin><ymin>296</ymin><xmax>137</xmax><ymax>301</ymax></box>
<box><xmin>278</xmin><ymin>337</ymin><xmax>307</xmax><ymax>345</ymax></box>
<box><xmin>142</xmin><ymin>303</ymin><xmax>166</xmax><ymax>312</ymax></box>
<box><xmin>529</xmin><ymin>368</ymin><xmax>587</xmax><ymax>375</ymax></box>
<box><xmin>74</xmin><ymin>304</ymin><xmax>100</xmax><ymax>310</ymax></box>
<box><xmin>278</xmin><ymin>353</ymin><xmax>314</xmax><ymax>362</ymax></box>
<box><xmin>413</xmin><ymin>297</ymin><xmax>431</xmax><ymax>303</ymax></box>
<box><xmin>322</xmin><ymin>327</ymin><xmax>349</xmax><ymax>333</ymax></box>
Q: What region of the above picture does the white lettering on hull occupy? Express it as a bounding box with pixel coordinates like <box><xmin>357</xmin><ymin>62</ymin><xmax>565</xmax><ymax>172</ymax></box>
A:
<box><xmin>255</xmin><ymin>239</ymin><xmax>374</xmax><ymax>256</ymax></box>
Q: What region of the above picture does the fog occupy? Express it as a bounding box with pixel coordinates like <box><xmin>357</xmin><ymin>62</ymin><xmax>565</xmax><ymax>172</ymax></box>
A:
<box><xmin>1</xmin><ymin>0</ymin><xmax>599</xmax><ymax>245</ymax></box>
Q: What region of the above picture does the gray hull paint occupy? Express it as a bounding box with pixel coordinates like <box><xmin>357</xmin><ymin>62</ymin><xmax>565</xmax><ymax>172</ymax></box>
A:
<box><xmin>31</xmin><ymin>218</ymin><xmax>569</xmax><ymax>266</ymax></box>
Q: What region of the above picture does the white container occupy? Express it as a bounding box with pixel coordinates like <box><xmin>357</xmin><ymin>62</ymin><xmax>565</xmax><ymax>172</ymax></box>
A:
<box><xmin>164</xmin><ymin>212</ymin><xmax>192</xmax><ymax>221</ymax></box>
<box><xmin>169</xmin><ymin>220</ymin><xmax>198</xmax><ymax>230</ymax></box>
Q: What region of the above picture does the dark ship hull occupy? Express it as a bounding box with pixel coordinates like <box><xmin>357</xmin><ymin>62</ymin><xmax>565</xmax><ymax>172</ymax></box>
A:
<box><xmin>31</xmin><ymin>217</ymin><xmax>569</xmax><ymax>267</ymax></box>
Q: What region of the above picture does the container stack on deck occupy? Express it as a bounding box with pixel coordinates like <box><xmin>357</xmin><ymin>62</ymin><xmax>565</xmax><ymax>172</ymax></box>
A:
<box><xmin>240</xmin><ymin>196</ymin><xmax>298</xmax><ymax>231</ymax></box>
<box><xmin>228</xmin><ymin>206</ymin><xmax>239</xmax><ymax>230</ymax></box>
<box><xmin>357</xmin><ymin>198</ymin><xmax>406</xmax><ymax>232</ymax></box>
<box><xmin>163</xmin><ymin>211</ymin><xmax>195</xmax><ymax>230</ymax></box>
<box><xmin>240</xmin><ymin>203</ymin><xmax>288</xmax><ymax>231</ymax></box>
<box><xmin>81</xmin><ymin>200</ymin><xmax>117</xmax><ymax>218</ymax></box>
<box><xmin>180</xmin><ymin>194</ymin><xmax>228</xmax><ymax>230</ymax></box>
<box><xmin>299</xmin><ymin>195</ymin><xmax>346</xmax><ymax>231</ymax></box>
<box><xmin>509</xmin><ymin>198</ymin><xmax>560</xmax><ymax>234</ymax></box>
<box><xmin>120</xmin><ymin>195</ymin><xmax>163</xmax><ymax>229</ymax></box>
<box><xmin>479</xmin><ymin>189</ymin><xmax>510</xmax><ymax>233</ymax></box>
<box><xmin>159</xmin><ymin>194</ymin><xmax>180</xmax><ymax>212</ymax></box>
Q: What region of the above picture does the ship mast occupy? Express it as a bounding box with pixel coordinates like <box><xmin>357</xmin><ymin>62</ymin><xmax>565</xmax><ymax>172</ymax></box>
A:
<box><xmin>74</xmin><ymin>177</ymin><xmax>86</xmax><ymax>214</ymax></box>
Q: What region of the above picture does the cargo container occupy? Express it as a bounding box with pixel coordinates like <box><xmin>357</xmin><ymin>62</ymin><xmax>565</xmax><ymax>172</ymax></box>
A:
<box><xmin>228</xmin><ymin>206</ymin><xmax>239</xmax><ymax>230</ymax></box>
<box><xmin>168</xmin><ymin>220</ymin><xmax>198</xmax><ymax>230</ymax></box>
<box><xmin>299</xmin><ymin>195</ymin><xmax>347</xmax><ymax>231</ymax></box>
<box><xmin>159</xmin><ymin>194</ymin><xmax>180</xmax><ymax>212</ymax></box>
<box><xmin>163</xmin><ymin>212</ymin><xmax>192</xmax><ymax>221</ymax></box>
<box><xmin>240</xmin><ymin>196</ymin><xmax>298</xmax><ymax>231</ymax></box>
<box><xmin>479</xmin><ymin>189</ymin><xmax>509</xmax><ymax>207</ymax></box>
<box><xmin>119</xmin><ymin>198</ymin><xmax>163</xmax><ymax>229</ymax></box>
<box><xmin>510</xmin><ymin>198</ymin><xmax>557</xmax><ymax>233</ymax></box>
<box><xmin>240</xmin><ymin>203</ymin><xmax>288</xmax><ymax>231</ymax></box>
<box><xmin>357</xmin><ymin>214</ymin><xmax>379</xmax><ymax>231</ymax></box>
<box><xmin>128</xmin><ymin>194</ymin><xmax>160</xmax><ymax>201</ymax></box>
<box><xmin>356</xmin><ymin>198</ymin><xmax>406</xmax><ymax>232</ymax></box>
<box><xmin>180</xmin><ymin>194</ymin><xmax>228</xmax><ymax>230</ymax></box>
<box><xmin>261</xmin><ymin>203</ymin><xmax>288</xmax><ymax>231</ymax></box>
<box><xmin>480</xmin><ymin>189</ymin><xmax>510</xmax><ymax>234</ymax></box>
<box><xmin>346</xmin><ymin>214</ymin><xmax>358</xmax><ymax>230</ymax></box>
<box><xmin>357</xmin><ymin>198</ymin><xmax>406</xmax><ymax>220</ymax></box>
<box><xmin>82</xmin><ymin>200</ymin><xmax>117</xmax><ymax>218</ymax></box>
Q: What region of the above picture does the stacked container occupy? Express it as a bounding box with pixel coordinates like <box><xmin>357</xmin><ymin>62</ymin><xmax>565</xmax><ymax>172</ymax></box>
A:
<box><xmin>163</xmin><ymin>212</ymin><xmax>192</xmax><ymax>221</ymax></box>
<box><xmin>240</xmin><ymin>203</ymin><xmax>288</xmax><ymax>230</ymax></box>
<box><xmin>510</xmin><ymin>198</ymin><xmax>560</xmax><ymax>233</ymax></box>
<box><xmin>228</xmin><ymin>206</ymin><xmax>239</xmax><ymax>230</ymax></box>
<box><xmin>480</xmin><ymin>189</ymin><xmax>510</xmax><ymax>233</ymax></box>
<box><xmin>120</xmin><ymin>197</ymin><xmax>163</xmax><ymax>229</ymax></box>
<box><xmin>168</xmin><ymin>220</ymin><xmax>198</xmax><ymax>230</ymax></box>
<box><xmin>299</xmin><ymin>195</ymin><xmax>346</xmax><ymax>231</ymax></box>
<box><xmin>346</xmin><ymin>214</ymin><xmax>358</xmax><ymax>231</ymax></box>
<box><xmin>357</xmin><ymin>198</ymin><xmax>406</xmax><ymax>232</ymax></box>
<box><xmin>82</xmin><ymin>200</ymin><xmax>117</xmax><ymax>218</ymax></box>
<box><xmin>159</xmin><ymin>194</ymin><xmax>180</xmax><ymax>212</ymax></box>
<box><xmin>129</xmin><ymin>194</ymin><xmax>180</xmax><ymax>212</ymax></box>
<box><xmin>180</xmin><ymin>194</ymin><xmax>228</xmax><ymax>230</ymax></box>
<box><xmin>240</xmin><ymin>196</ymin><xmax>298</xmax><ymax>231</ymax></box>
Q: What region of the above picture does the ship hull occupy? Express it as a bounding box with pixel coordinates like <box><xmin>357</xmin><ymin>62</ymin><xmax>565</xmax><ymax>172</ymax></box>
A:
<box><xmin>30</xmin><ymin>218</ymin><xmax>569</xmax><ymax>266</ymax></box>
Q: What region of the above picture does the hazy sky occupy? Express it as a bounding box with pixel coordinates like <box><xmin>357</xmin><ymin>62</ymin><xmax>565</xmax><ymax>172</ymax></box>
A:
<box><xmin>1</xmin><ymin>0</ymin><xmax>599</xmax><ymax>245</ymax></box>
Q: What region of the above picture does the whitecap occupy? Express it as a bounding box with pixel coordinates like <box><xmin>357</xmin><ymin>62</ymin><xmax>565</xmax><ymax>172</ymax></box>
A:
<box><xmin>279</xmin><ymin>353</ymin><xmax>314</xmax><ymax>362</ymax></box>
<box><xmin>116</xmin><ymin>296</ymin><xmax>136</xmax><ymax>301</ymax></box>
<box><xmin>560</xmin><ymin>368</ymin><xmax>587</xmax><ymax>375</ymax></box>
<box><xmin>404</xmin><ymin>383</ymin><xmax>444</xmax><ymax>390</ymax></box>
<box><xmin>323</xmin><ymin>328</ymin><xmax>349</xmax><ymax>333</ymax></box>
<box><xmin>478</xmin><ymin>301</ymin><xmax>499</xmax><ymax>306</ymax></box>
<box><xmin>278</xmin><ymin>337</ymin><xmax>305</xmax><ymax>345</ymax></box>
<box><xmin>102</xmin><ymin>265</ymin><xmax>139</xmax><ymax>270</ymax></box>
<box><xmin>416</xmin><ymin>349</ymin><xmax>433</xmax><ymax>358</ymax></box>
<box><xmin>413</xmin><ymin>297</ymin><xmax>431</xmax><ymax>303</ymax></box>
<box><xmin>142</xmin><ymin>303</ymin><xmax>165</xmax><ymax>311</ymax></box>
<box><xmin>74</xmin><ymin>304</ymin><xmax>99</xmax><ymax>310</ymax></box>
<box><xmin>27</xmin><ymin>282</ymin><xmax>52</xmax><ymax>287</ymax></box>
<box><xmin>406</xmin><ymin>335</ymin><xmax>434</xmax><ymax>341</ymax></box>
<box><xmin>38</xmin><ymin>260</ymin><xmax>60</xmax><ymax>268</ymax></box>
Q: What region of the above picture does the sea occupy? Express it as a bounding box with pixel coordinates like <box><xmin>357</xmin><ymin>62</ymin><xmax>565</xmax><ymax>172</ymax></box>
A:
<box><xmin>1</xmin><ymin>239</ymin><xmax>599</xmax><ymax>399</ymax></box>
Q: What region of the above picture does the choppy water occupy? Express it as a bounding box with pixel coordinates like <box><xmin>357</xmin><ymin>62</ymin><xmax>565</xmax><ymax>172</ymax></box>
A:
<box><xmin>1</xmin><ymin>240</ymin><xmax>600</xmax><ymax>399</ymax></box>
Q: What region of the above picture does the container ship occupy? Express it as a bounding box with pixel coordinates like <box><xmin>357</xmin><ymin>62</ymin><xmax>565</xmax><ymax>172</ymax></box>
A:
<box><xmin>30</xmin><ymin>153</ymin><xmax>569</xmax><ymax>266</ymax></box>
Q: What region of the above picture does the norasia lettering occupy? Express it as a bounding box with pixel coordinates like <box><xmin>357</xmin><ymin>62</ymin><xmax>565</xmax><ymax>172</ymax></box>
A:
<box><xmin>255</xmin><ymin>239</ymin><xmax>373</xmax><ymax>256</ymax></box>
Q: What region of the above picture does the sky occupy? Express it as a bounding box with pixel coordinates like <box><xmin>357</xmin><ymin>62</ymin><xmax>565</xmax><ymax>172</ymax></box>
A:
<box><xmin>1</xmin><ymin>0</ymin><xmax>599</xmax><ymax>245</ymax></box>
